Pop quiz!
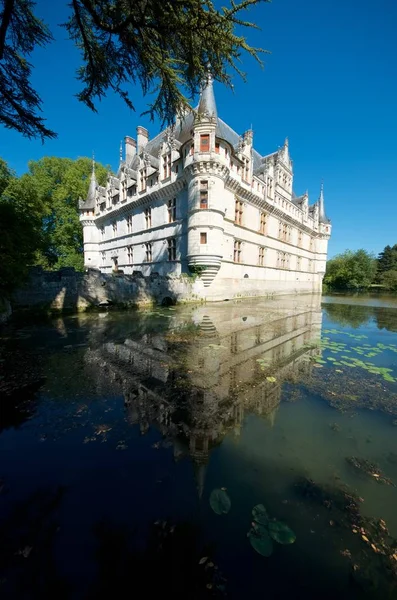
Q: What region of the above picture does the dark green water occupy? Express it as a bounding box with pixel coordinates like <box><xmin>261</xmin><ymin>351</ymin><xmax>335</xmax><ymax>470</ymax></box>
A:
<box><xmin>1</xmin><ymin>294</ymin><xmax>397</xmax><ymax>599</ymax></box>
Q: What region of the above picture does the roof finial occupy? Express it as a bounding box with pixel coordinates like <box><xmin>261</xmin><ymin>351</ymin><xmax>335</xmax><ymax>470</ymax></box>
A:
<box><xmin>92</xmin><ymin>151</ymin><xmax>95</xmax><ymax>174</ymax></box>
<box><xmin>119</xmin><ymin>140</ymin><xmax>123</xmax><ymax>163</ymax></box>
<box><xmin>284</xmin><ymin>136</ymin><xmax>289</xmax><ymax>147</ymax></box>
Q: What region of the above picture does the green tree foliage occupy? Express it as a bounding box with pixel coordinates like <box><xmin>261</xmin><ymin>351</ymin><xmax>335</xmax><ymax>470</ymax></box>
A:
<box><xmin>0</xmin><ymin>172</ymin><xmax>45</xmax><ymax>292</ymax></box>
<box><xmin>377</xmin><ymin>244</ymin><xmax>397</xmax><ymax>274</ymax></box>
<box><xmin>324</xmin><ymin>249</ymin><xmax>377</xmax><ymax>290</ymax></box>
<box><xmin>376</xmin><ymin>244</ymin><xmax>397</xmax><ymax>290</ymax></box>
<box><xmin>0</xmin><ymin>156</ymin><xmax>108</xmax><ymax>293</ymax></box>
<box><xmin>26</xmin><ymin>156</ymin><xmax>108</xmax><ymax>270</ymax></box>
<box><xmin>0</xmin><ymin>0</ymin><xmax>267</xmax><ymax>140</ymax></box>
<box><xmin>380</xmin><ymin>270</ymin><xmax>397</xmax><ymax>292</ymax></box>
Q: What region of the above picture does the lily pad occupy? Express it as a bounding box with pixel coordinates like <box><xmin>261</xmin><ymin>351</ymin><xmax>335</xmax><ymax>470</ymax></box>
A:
<box><xmin>252</xmin><ymin>504</ymin><xmax>269</xmax><ymax>525</ymax></box>
<box><xmin>209</xmin><ymin>488</ymin><xmax>231</xmax><ymax>515</ymax></box>
<box><xmin>247</xmin><ymin>526</ymin><xmax>273</xmax><ymax>556</ymax></box>
<box><xmin>268</xmin><ymin>520</ymin><xmax>296</xmax><ymax>544</ymax></box>
<box><xmin>266</xmin><ymin>376</ymin><xmax>277</xmax><ymax>383</ymax></box>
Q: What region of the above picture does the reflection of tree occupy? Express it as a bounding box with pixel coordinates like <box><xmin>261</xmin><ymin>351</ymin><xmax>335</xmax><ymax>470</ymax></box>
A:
<box><xmin>376</xmin><ymin>308</ymin><xmax>397</xmax><ymax>333</ymax></box>
<box><xmin>323</xmin><ymin>303</ymin><xmax>373</xmax><ymax>329</ymax></box>
<box><xmin>324</xmin><ymin>302</ymin><xmax>397</xmax><ymax>333</ymax></box>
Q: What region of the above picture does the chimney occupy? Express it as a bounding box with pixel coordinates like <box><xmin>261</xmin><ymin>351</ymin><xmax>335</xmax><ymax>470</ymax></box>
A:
<box><xmin>137</xmin><ymin>126</ymin><xmax>149</xmax><ymax>153</ymax></box>
<box><xmin>125</xmin><ymin>136</ymin><xmax>136</xmax><ymax>163</ymax></box>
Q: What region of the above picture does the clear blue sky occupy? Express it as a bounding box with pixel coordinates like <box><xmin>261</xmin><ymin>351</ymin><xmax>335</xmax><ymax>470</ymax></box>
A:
<box><xmin>0</xmin><ymin>0</ymin><xmax>396</xmax><ymax>258</ymax></box>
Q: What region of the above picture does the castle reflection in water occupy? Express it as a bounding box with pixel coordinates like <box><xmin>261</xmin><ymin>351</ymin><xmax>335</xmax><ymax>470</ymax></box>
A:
<box><xmin>85</xmin><ymin>295</ymin><xmax>322</xmax><ymax>494</ymax></box>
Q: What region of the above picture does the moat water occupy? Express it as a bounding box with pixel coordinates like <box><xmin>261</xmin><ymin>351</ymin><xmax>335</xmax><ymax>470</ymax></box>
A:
<box><xmin>1</xmin><ymin>294</ymin><xmax>397</xmax><ymax>599</ymax></box>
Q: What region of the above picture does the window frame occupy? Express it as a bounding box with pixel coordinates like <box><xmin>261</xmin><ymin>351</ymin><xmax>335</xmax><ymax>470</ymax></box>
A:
<box><xmin>200</xmin><ymin>134</ymin><xmax>210</xmax><ymax>152</ymax></box>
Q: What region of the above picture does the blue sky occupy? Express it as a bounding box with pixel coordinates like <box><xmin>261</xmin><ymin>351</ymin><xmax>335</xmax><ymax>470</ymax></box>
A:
<box><xmin>0</xmin><ymin>0</ymin><xmax>396</xmax><ymax>258</ymax></box>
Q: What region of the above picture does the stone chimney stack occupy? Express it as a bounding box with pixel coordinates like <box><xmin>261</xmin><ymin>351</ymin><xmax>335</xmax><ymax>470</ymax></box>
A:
<box><xmin>125</xmin><ymin>136</ymin><xmax>136</xmax><ymax>163</ymax></box>
<box><xmin>137</xmin><ymin>126</ymin><xmax>149</xmax><ymax>153</ymax></box>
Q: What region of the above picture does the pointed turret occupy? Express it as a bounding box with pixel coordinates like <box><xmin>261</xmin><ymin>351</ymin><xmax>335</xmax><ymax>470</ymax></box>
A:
<box><xmin>318</xmin><ymin>181</ymin><xmax>330</xmax><ymax>224</ymax></box>
<box><xmin>79</xmin><ymin>156</ymin><xmax>97</xmax><ymax>210</ymax></box>
<box><xmin>197</xmin><ymin>70</ymin><xmax>217</xmax><ymax>119</ymax></box>
<box><xmin>86</xmin><ymin>157</ymin><xmax>97</xmax><ymax>206</ymax></box>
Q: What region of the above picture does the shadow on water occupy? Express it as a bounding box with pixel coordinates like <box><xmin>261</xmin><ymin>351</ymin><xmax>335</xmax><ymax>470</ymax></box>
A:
<box><xmin>1</xmin><ymin>294</ymin><xmax>397</xmax><ymax>598</ymax></box>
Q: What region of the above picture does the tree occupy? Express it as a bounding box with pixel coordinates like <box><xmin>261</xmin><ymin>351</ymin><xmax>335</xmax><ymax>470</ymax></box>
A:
<box><xmin>0</xmin><ymin>156</ymin><xmax>108</xmax><ymax>293</ymax></box>
<box><xmin>377</xmin><ymin>244</ymin><xmax>397</xmax><ymax>275</ymax></box>
<box><xmin>25</xmin><ymin>156</ymin><xmax>108</xmax><ymax>270</ymax></box>
<box><xmin>324</xmin><ymin>249</ymin><xmax>377</xmax><ymax>290</ymax></box>
<box><xmin>0</xmin><ymin>0</ymin><xmax>267</xmax><ymax>141</ymax></box>
<box><xmin>380</xmin><ymin>270</ymin><xmax>397</xmax><ymax>291</ymax></box>
<box><xmin>0</xmin><ymin>171</ymin><xmax>45</xmax><ymax>292</ymax></box>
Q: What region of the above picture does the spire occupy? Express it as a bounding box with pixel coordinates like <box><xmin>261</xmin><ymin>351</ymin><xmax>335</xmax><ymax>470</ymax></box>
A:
<box><xmin>197</xmin><ymin>68</ymin><xmax>217</xmax><ymax>119</ymax></box>
<box><xmin>119</xmin><ymin>140</ymin><xmax>123</xmax><ymax>164</ymax></box>
<box><xmin>86</xmin><ymin>154</ymin><xmax>97</xmax><ymax>206</ymax></box>
<box><xmin>318</xmin><ymin>180</ymin><xmax>330</xmax><ymax>224</ymax></box>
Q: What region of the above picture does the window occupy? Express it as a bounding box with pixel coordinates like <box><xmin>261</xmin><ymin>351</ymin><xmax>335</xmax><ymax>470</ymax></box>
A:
<box><xmin>259</xmin><ymin>246</ymin><xmax>266</xmax><ymax>266</ymax></box>
<box><xmin>127</xmin><ymin>214</ymin><xmax>133</xmax><ymax>233</ymax></box>
<box><xmin>121</xmin><ymin>178</ymin><xmax>127</xmax><ymax>200</ymax></box>
<box><xmin>140</xmin><ymin>168</ymin><xmax>146</xmax><ymax>192</ymax></box>
<box><xmin>235</xmin><ymin>199</ymin><xmax>243</xmax><ymax>225</ymax></box>
<box><xmin>175</xmin><ymin>164</ymin><xmax>179</xmax><ymax>174</ymax></box>
<box><xmin>168</xmin><ymin>198</ymin><xmax>176</xmax><ymax>223</ymax></box>
<box><xmin>168</xmin><ymin>238</ymin><xmax>176</xmax><ymax>260</ymax></box>
<box><xmin>112</xmin><ymin>221</ymin><xmax>117</xmax><ymax>237</ymax></box>
<box><xmin>200</xmin><ymin>180</ymin><xmax>208</xmax><ymax>209</ymax></box>
<box><xmin>101</xmin><ymin>251</ymin><xmax>106</xmax><ymax>265</ymax></box>
<box><xmin>163</xmin><ymin>152</ymin><xmax>171</xmax><ymax>179</ymax></box>
<box><xmin>200</xmin><ymin>134</ymin><xmax>210</xmax><ymax>152</ymax></box>
<box><xmin>145</xmin><ymin>243</ymin><xmax>152</xmax><ymax>262</ymax></box>
<box><xmin>127</xmin><ymin>245</ymin><xmax>133</xmax><ymax>264</ymax></box>
<box><xmin>225</xmin><ymin>147</ymin><xmax>229</xmax><ymax>158</ymax></box>
<box><xmin>234</xmin><ymin>240</ymin><xmax>242</xmax><ymax>263</ymax></box>
<box><xmin>200</xmin><ymin>232</ymin><xmax>207</xmax><ymax>244</ymax></box>
<box><xmin>277</xmin><ymin>251</ymin><xmax>289</xmax><ymax>269</ymax></box>
<box><xmin>127</xmin><ymin>185</ymin><xmax>136</xmax><ymax>198</ymax></box>
<box><xmin>278</xmin><ymin>222</ymin><xmax>288</xmax><ymax>241</ymax></box>
<box><xmin>189</xmin><ymin>144</ymin><xmax>194</xmax><ymax>155</ymax></box>
<box><xmin>297</xmin><ymin>256</ymin><xmax>302</xmax><ymax>271</ymax></box>
<box><xmin>260</xmin><ymin>212</ymin><xmax>267</xmax><ymax>234</ymax></box>
<box><xmin>215</xmin><ymin>142</ymin><xmax>220</xmax><ymax>154</ymax></box>
<box><xmin>100</xmin><ymin>225</ymin><xmax>105</xmax><ymax>238</ymax></box>
<box><xmin>242</xmin><ymin>157</ymin><xmax>250</xmax><ymax>182</ymax></box>
<box><xmin>298</xmin><ymin>230</ymin><xmax>303</xmax><ymax>247</ymax></box>
<box><xmin>267</xmin><ymin>177</ymin><xmax>273</xmax><ymax>198</ymax></box>
<box><xmin>144</xmin><ymin>207</ymin><xmax>152</xmax><ymax>229</ymax></box>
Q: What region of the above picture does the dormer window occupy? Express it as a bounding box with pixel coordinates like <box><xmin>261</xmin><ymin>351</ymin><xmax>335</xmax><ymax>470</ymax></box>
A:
<box><xmin>140</xmin><ymin>168</ymin><xmax>147</xmax><ymax>192</ymax></box>
<box><xmin>162</xmin><ymin>151</ymin><xmax>171</xmax><ymax>179</ymax></box>
<box><xmin>200</xmin><ymin>134</ymin><xmax>210</xmax><ymax>152</ymax></box>
<box><xmin>242</xmin><ymin>157</ymin><xmax>250</xmax><ymax>183</ymax></box>
<box><xmin>121</xmin><ymin>178</ymin><xmax>127</xmax><ymax>200</ymax></box>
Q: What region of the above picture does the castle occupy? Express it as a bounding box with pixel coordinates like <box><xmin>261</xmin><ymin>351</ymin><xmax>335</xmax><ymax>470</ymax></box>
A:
<box><xmin>79</xmin><ymin>74</ymin><xmax>331</xmax><ymax>300</ymax></box>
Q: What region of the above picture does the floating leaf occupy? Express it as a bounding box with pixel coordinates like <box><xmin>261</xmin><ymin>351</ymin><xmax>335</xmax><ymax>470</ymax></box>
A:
<box><xmin>266</xmin><ymin>376</ymin><xmax>277</xmax><ymax>383</ymax></box>
<box><xmin>209</xmin><ymin>488</ymin><xmax>231</xmax><ymax>515</ymax></box>
<box><xmin>248</xmin><ymin>526</ymin><xmax>273</xmax><ymax>556</ymax></box>
<box><xmin>268</xmin><ymin>520</ymin><xmax>296</xmax><ymax>544</ymax></box>
<box><xmin>252</xmin><ymin>504</ymin><xmax>269</xmax><ymax>525</ymax></box>
<box><xmin>199</xmin><ymin>557</ymin><xmax>208</xmax><ymax>565</ymax></box>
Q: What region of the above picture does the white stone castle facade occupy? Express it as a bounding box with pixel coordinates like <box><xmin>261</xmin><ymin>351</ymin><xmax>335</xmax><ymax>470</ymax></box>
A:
<box><xmin>80</xmin><ymin>75</ymin><xmax>331</xmax><ymax>300</ymax></box>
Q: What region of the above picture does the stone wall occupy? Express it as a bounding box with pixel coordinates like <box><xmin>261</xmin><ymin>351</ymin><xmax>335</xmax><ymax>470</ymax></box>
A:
<box><xmin>12</xmin><ymin>267</ymin><xmax>204</xmax><ymax>313</ymax></box>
